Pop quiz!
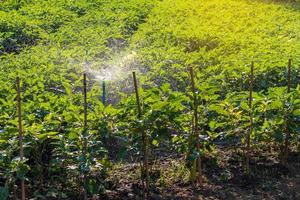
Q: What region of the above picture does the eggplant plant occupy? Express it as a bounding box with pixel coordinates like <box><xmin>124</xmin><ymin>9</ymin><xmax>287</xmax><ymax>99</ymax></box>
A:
<box><xmin>262</xmin><ymin>86</ymin><xmax>300</xmax><ymax>158</ymax></box>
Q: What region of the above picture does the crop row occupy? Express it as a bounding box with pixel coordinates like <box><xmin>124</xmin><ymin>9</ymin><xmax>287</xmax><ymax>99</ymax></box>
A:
<box><xmin>0</xmin><ymin>60</ymin><xmax>299</xmax><ymax>199</ymax></box>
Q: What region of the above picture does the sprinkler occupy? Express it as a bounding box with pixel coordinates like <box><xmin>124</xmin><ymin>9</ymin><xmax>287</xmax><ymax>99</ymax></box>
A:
<box><xmin>102</xmin><ymin>81</ymin><xmax>106</xmax><ymax>106</ymax></box>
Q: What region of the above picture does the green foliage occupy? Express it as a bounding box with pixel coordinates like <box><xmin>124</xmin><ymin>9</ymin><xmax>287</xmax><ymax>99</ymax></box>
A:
<box><xmin>131</xmin><ymin>0</ymin><xmax>300</xmax><ymax>92</ymax></box>
<box><xmin>0</xmin><ymin>0</ymin><xmax>299</xmax><ymax>198</ymax></box>
<box><xmin>0</xmin><ymin>186</ymin><xmax>8</xmax><ymax>200</ymax></box>
<box><xmin>0</xmin><ymin>0</ymin><xmax>158</xmax><ymax>197</ymax></box>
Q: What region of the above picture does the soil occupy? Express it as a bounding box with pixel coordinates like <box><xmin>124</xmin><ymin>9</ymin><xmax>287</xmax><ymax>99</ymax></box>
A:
<box><xmin>100</xmin><ymin>150</ymin><xmax>300</xmax><ymax>200</ymax></box>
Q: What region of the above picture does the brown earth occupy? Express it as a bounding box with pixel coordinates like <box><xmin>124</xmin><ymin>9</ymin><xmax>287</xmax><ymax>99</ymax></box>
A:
<box><xmin>99</xmin><ymin>150</ymin><xmax>300</xmax><ymax>200</ymax></box>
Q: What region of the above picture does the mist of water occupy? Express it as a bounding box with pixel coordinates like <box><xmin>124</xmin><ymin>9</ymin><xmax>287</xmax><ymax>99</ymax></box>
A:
<box><xmin>84</xmin><ymin>51</ymin><xmax>138</xmax><ymax>82</ymax></box>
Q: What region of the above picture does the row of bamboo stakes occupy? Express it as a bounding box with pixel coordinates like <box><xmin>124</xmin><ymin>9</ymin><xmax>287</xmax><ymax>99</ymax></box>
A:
<box><xmin>14</xmin><ymin>59</ymin><xmax>293</xmax><ymax>199</ymax></box>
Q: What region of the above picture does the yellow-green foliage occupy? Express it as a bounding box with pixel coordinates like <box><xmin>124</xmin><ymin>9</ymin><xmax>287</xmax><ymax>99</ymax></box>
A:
<box><xmin>132</xmin><ymin>0</ymin><xmax>300</xmax><ymax>86</ymax></box>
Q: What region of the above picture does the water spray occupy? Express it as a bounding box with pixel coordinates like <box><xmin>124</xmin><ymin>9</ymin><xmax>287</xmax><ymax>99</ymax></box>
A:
<box><xmin>83</xmin><ymin>51</ymin><xmax>137</xmax><ymax>83</ymax></box>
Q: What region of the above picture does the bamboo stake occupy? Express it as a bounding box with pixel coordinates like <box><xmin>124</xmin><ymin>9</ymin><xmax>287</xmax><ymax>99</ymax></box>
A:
<box><xmin>132</xmin><ymin>72</ymin><xmax>149</xmax><ymax>199</ymax></box>
<box><xmin>188</xmin><ymin>67</ymin><xmax>203</xmax><ymax>185</ymax></box>
<box><xmin>16</xmin><ymin>77</ymin><xmax>26</xmax><ymax>200</ymax></box>
<box><xmin>287</xmin><ymin>59</ymin><xmax>292</xmax><ymax>94</ymax></box>
<box><xmin>246</xmin><ymin>62</ymin><xmax>254</xmax><ymax>174</ymax></box>
<box><xmin>83</xmin><ymin>74</ymin><xmax>88</xmax><ymax>200</ymax></box>
<box><xmin>283</xmin><ymin>59</ymin><xmax>292</xmax><ymax>163</ymax></box>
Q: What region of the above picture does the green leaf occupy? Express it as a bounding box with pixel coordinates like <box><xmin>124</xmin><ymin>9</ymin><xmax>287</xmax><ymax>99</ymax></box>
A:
<box><xmin>152</xmin><ymin>139</ymin><xmax>159</xmax><ymax>147</ymax></box>
<box><xmin>293</xmin><ymin>109</ymin><xmax>300</xmax><ymax>116</ymax></box>
<box><xmin>0</xmin><ymin>187</ymin><xmax>8</xmax><ymax>200</ymax></box>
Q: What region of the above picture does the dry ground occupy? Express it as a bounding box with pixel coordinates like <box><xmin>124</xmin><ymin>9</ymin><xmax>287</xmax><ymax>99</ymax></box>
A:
<box><xmin>101</xmin><ymin>150</ymin><xmax>300</xmax><ymax>200</ymax></box>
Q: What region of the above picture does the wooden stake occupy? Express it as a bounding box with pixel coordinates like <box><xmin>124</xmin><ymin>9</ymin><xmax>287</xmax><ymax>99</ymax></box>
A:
<box><xmin>246</xmin><ymin>62</ymin><xmax>254</xmax><ymax>174</ymax></box>
<box><xmin>83</xmin><ymin>74</ymin><xmax>88</xmax><ymax>200</ymax></box>
<box><xmin>188</xmin><ymin>67</ymin><xmax>203</xmax><ymax>185</ymax></box>
<box><xmin>16</xmin><ymin>77</ymin><xmax>26</xmax><ymax>200</ymax></box>
<box><xmin>284</xmin><ymin>59</ymin><xmax>292</xmax><ymax>163</ymax></box>
<box><xmin>132</xmin><ymin>72</ymin><xmax>149</xmax><ymax>199</ymax></box>
<box><xmin>287</xmin><ymin>59</ymin><xmax>292</xmax><ymax>94</ymax></box>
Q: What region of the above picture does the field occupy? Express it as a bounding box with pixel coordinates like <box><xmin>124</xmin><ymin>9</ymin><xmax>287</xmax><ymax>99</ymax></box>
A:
<box><xmin>0</xmin><ymin>0</ymin><xmax>299</xmax><ymax>199</ymax></box>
